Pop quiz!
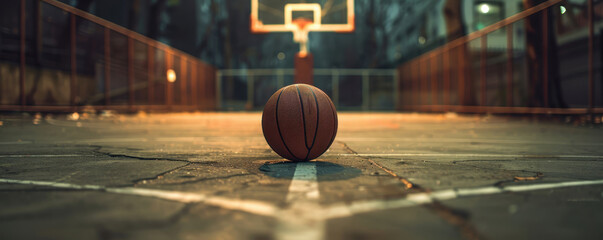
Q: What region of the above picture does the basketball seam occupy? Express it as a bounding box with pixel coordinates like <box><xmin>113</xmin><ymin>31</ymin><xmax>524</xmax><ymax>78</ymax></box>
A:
<box><xmin>275</xmin><ymin>88</ymin><xmax>301</xmax><ymax>161</ymax></box>
<box><xmin>305</xmin><ymin>86</ymin><xmax>320</xmax><ymax>160</ymax></box>
<box><xmin>296</xmin><ymin>86</ymin><xmax>310</xmax><ymax>154</ymax></box>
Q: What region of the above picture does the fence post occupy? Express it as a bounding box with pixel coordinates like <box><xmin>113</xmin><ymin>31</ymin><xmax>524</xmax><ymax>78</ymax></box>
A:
<box><xmin>542</xmin><ymin>10</ymin><xmax>549</xmax><ymax>108</ymax></box>
<box><xmin>277</xmin><ymin>69</ymin><xmax>284</xmax><ymax>89</ymax></box>
<box><xmin>70</xmin><ymin>14</ymin><xmax>77</xmax><ymax>109</ymax></box>
<box><xmin>180</xmin><ymin>57</ymin><xmax>187</xmax><ymax>106</ymax></box>
<box><xmin>216</xmin><ymin>70</ymin><xmax>222</xmax><ymax>111</ymax></box>
<box><xmin>458</xmin><ymin>44</ymin><xmax>466</xmax><ymax>106</ymax></box>
<box><xmin>588</xmin><ymin>0</ymin><xmax>594</xmax><ymax>112</ymax></box>
<box><xmin>507</xmin><ymin>24</ymin><xmax>514</xmax><ymax>107</ymax></box>
<box><xmin>443</xmin><ymin>48</ymin><xmax>450</xmax><ymax>107</ymax></box>
<box><xmin>431</xmin><ymin>53</ymin><xmax>438</xmax><ymax>106</ymax></box>
<box><xmin>166</xmin><ymin>52</ymin><xmax>172</xmax><ymax>107</ymax></box>
<box><xmin>191</xmin><ymin>60</ymin><xmax>198</xmax><ymax>108</ymax></box>
<box><xmin>333</xmin><ymin>70</ymin><xmax>340</xmax><ymax>108</ymax></box>
<box><xmin>421</xmin><ymin>57</ymin><xmax>427</xmax><ymax>106</ymax></box>
<box><xmin>201</xmin><ymin>65</ymin><xmax>206</xmax><ymax>110</ymax></box>
<box><xmin>248</xmin><ymin>73</ymin><xmax>254</xmax><ymax>109</ymax></box>
<box><xmin>394</xmin><ymin>68</ymin><xmax>400</xmax><ymax>111</ymax></box>
<box><xmin>413</xmin><ymin>60</ymin><xmax>419</xmax><ymax>107</ymax></box>
<box><xmin>419</xmin><ymin>60</ymin><xmax>423</xmax><ymax>108</ymax></box>
<box><xmin>210</xmin><ymin>66</ymin><xmax>217</xmax><ymax>110</ymax></box>
<box><xmin>104</xmin><ymin>28</ymin><xmax>111</xmax><ymax>105</ymax></box>
<box><xmin>20</xmin><ymin>0</ymin><xmax>26</xmax><ymax>109</ymax></box>
<box><xmin>147</xmin><ymin>45</ymin><xmax>154</xmax><ymax>105</ymax></box>
<box><xmin>127</xmin><ymin>37</ymin><xmax>134</xmax><ymax>109</ymax></box>
<box><xmin>481</xmin><ymin>36</ymin><xmax>487</xmax><ymax>106</ymax></box>
<box><xmin>362</xmin><ymin>70</ymin><xmax>370</xmax><ymax>111</ymax></box>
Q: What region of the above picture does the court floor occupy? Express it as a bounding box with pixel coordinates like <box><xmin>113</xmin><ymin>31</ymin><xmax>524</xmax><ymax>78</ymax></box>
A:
<box><xmin>0</xmin><ymin>112</ymin><xmax>602</xmax><ymax>240</ymax></box>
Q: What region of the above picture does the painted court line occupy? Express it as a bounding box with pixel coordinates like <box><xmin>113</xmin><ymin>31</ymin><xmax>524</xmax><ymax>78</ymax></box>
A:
<box><xmin>0</xmin><ymin>178</ymin><xmax>278</xmax><ymax>217</ymax></box>
<box><xmin>323</xmin><ymin>179</ymin><xmax>603</xmax><ymax>219</ymax></box>
<box><xmin>0</xmin><ymin>154</ymin><xmax>95</xmax><ymax>158</ymax></box>
<box><xmin>338</xmin><ymin>153</ymin><xmax>603</xmax><ymax>159</ymax></box>
<box><xmin>2</xmin><ymin>176</ymin><xmax>603</xmax><ymax>238</ymax></box>
<box><xmin>51</xmin><ymin>137</ymin><xmax>263</xmax><ymax>144</ymax></box>
<box><xmin>337</xmin><ymin>137</ymin><xmax>603</xmax><ymax>146</ymax></box>
<box><xmin>0</xmin><ymin>141</ymin><xmax>32</xmax><ymax>145</ymax></box>
<box><xmin>276</xmin><ymin>162</ymin><xmax>324</xmax><ymax>240</ymax></box>
<box><xmin>286</xmin><ymin>162</ymin><xmax>320</xmax><ymax>202</ymax></box>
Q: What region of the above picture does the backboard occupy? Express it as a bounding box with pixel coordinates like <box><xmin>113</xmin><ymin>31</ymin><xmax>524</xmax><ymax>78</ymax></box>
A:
<box><xmin>251</xmin><ymin>0</ymin><xmax>354</xmax><ymax>56</ymax></box>
<box><xmin>250</xmin><ymin>0</ymin><xmax>355</xmax><ymax>33</ymax></box>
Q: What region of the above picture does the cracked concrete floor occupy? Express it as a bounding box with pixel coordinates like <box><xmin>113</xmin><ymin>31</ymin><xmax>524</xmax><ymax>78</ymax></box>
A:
<box><xmin>0</xmin><ymin>112</ymin><xmax>602</xmax><ymax>240</ymax></box>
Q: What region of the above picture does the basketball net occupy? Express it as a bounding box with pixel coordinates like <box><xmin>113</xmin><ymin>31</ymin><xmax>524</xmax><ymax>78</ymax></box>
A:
<box><xmin>291</xmin><ymin>18</ymin><xmax>312</xmax><ymax>57</ymax></box>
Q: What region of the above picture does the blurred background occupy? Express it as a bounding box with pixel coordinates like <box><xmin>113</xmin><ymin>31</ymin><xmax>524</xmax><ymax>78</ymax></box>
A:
<box><xmin>0</xmin><ymin>0</ymin><xmax>601</xmax><ymax>112</ymax></box>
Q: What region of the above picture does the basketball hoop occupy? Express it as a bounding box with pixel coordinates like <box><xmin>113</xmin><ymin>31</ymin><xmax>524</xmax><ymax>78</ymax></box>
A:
<box><xmin>250</xmin><ymin>0</ymin><xmax>354</xmax><ymax>56</ymax></box>
<box><xmin>292</xmin><ymin>18</ymin><xmax>312</xmax><ymax>57</ymax></box>
<box><xmin>250</xmin><ymin>0</ymin><xmax>354</xmax><ymax>84</ymax></box>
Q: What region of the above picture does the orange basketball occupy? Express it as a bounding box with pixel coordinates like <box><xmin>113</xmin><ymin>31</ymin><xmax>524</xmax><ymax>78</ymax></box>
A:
<box><xmin>262</xmin><ymin>84</ymin><xmax>338</xmax><ymax>162</ymax></box>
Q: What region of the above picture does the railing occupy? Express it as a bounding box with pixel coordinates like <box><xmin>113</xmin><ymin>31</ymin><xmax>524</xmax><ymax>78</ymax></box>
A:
<box><xmin>0</xmin><ymin>0</ymin><xmax>216</xmax><ymax>112</ymax></box>
<box><xmin>217</xmin><ymin>69</ymin><xmax>398</xmax><ymax>111</ymax></box>
<box><xmin>398</xmin><ymin>0</ymin><xmax>602</xmax><ymax>114</ymax></box>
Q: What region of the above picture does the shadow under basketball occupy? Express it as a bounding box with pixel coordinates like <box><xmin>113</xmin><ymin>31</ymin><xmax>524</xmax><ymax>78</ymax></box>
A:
<box><xmin>258</xmin><ymin>161</ymin><xmax>361</xmax><ymax>181</ymax></box>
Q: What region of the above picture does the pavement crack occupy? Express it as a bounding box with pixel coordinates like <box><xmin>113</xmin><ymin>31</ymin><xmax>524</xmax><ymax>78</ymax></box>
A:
<box><xmin>159</xmin><ymin>173</ymin><xmax>254</xmax><ymax>185</ymax></box>
<box><xmin>338</xmin><ymin>141</ymin><xmax>419</xmax><ymax>190</ymax></box>
<box><xmin>513</xmin><ymin>172</ymin><xmax>544</xmax><ymax>181</ymax></box>
<box><xmin>133</xmin><ymin>162</ymin><xmax>193</xmax><ymax>186</ymax></box>
<box><xmin>89</xmin><ymin>145</ymin><xmax>191</xmax><ymax>163</ymax></box>
<box><xmin>339</xmin><ymin>141</ymin><xmax>359</xmax><ymax>155</ymax></box>
<box><xmin>494</xmin><ymin>172</ymin><xmax>544</xmax><ymax>187</ymax></box>
<box><xmin>104</xmin><ymin>152</ymin><xmax>189</xmax><ymax>163</ymax></box>
<box><xmin>425</xmin><ymin>202</ymin><xmax>487</xmax><ymax>240</ymax></box>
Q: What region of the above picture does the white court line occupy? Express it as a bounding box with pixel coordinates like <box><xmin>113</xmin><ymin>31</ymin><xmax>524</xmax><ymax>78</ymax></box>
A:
<box><xmin>2</xmin><ymin>177</ymin><xmax>603</xmax><ymax>237</ymax></box>
<box><xmin>52</xmin><ymin>137</ymin><xmax>263</xmax><ymax>144</ymax></box>
<box><xmin>73</xmin><ymin>138</ymin><xmax>149</xmax><ymax>143</ymax></box>
<box><xmin>286</xmin><ymin>162</ymin><xmax>319</xmax><ymax>202</ymax></box>
<box><xmin>503</xmin><ymin>180</ymin><xmax>603</xmax><ymax>192</ymax></box>
<box><xmin>276</xmin><ymin>162</ymin><xmax>324</xmax><ymax>240</ymax></box>
<box><xmin>0</xmin><ymin>154</ymin><xmax>95</xmax><ymax>158</ymax></box>
<box><xmin>338</xmin><ymin>153</ymin><xmax>603</xmax><ymax>159</ymax></box>
<box><xmin>0</xmin><ymin>141</ymin><xmax>32</xmax><ymax>145</ymax></box>
<box><xmin>154</xmin><ymin>137</ymin><xmax>264</xmax><ymax>142</ymax></box>
<box><xmin>337</xmin><ymin>137</ymin><xmax>603</xmax><ymax>146</ymax></box>
<box><xmin>0</xmin><ymin>178</ymin><xmax>278</xmax><ymax>217</ymax></box>
<box><xmin>323</xmin><ymin>179</ymin><xmax>603</xmax><ymax>219</ymax></box>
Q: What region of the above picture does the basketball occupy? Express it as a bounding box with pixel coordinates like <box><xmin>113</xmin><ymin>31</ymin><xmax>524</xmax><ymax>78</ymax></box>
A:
<box><xmin>262</xmin><ymin>84</ymin><xmax>338</xmax><ymax>162</ymax></box>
